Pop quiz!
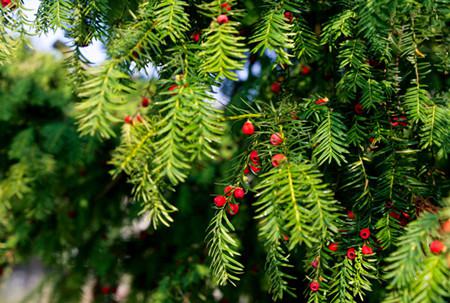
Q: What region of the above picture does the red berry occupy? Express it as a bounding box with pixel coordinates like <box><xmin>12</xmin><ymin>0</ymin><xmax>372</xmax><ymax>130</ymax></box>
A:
<box><xmin>135</xmin><ymin>114</ymin><xmax>143</xmax><ymax>123</ymax></box>
<box><xmin>192</xmin><ymin>32</ymin><xmax>200</xmax><ymax>42</ymax></box>
<box><xmin>141</xmin><ymin>96</ymin><xmax>150</xmax><ymax>107</ymax></box>
<box><xmin>430</xmin><ymin>240</ymin><xmax>445</xmax><ymax>254</ymax></box>
<box><xmin>315</xmin><ymin>97</ymin><xmax>328</xmax><ymax>105</ymax></box>
<box><xmin>249</xmin><ymin>164</ymin><xmax>261</xmax><ymax>174</ymax></box>
<box><xmin>168</xmin><ymin>84</ymin><xmax>178</xmax><ymax>93</ymax></box>
<box><xmin>242</xmin><ymin>121</ymin><xmax>255</xmax><ymax>135</ymax></box>
<box><xmin>224</xmin><ymin>185</ymin><xmax>234</xmax><ymax>196</ymax></box>
<box><xmin>228</xmin><ymin>203</ymin><xmax>239</xmax><ymax>215</ymax></box>
<box><xmin>301</xmin><ymin>66</ymin><xmax>311</xmax><ymax>75</ymax></box>
<box><xmin>249</xmin><ymin>150</ymin><xmax>260</xmax><ymax>164</ymax></box>
<box><xmin>271</xmin><ymin>82</ymin><xmax>281</xmax><ymax>94</ymax></box>
<box><xmin>354</xmin><ymin>103</ymin><xmax>364</xmax><ymax>115</ymax></box>
<box><xmin>243</xmin><ymin>166</ymin><xmax>250</xmax><ymax>174</ymax></box>
<box><xmin>217</xmin><ymin>14</ymin><xmax>229</xmax><ymax>24</ymax></box>
<box><xmin>283</xmin><ymin>234</ymin><xmax>289</xmax><ymax>241</ymax></box>
<box><xmin>124</xmin><ymin>115</ymin><xmax>133</xmax><ymax>124</ymax></box>
<box><xmin>328</xmin><ymin>242</ymin><xmax>338</xmax><ymax>252</ymax></box>
<box><xmin>233</xmin><ymin>187</ymin><xmax>245</xmax><ymax>199</ymax></box>
<box><xmin>284</xmin><ymin>11</ymin><xmax>294</xmax><ymax>23</ymax></box>
<box><xmin>389</xmin><ymin>211</ymin><xmax>401</xmax><ymax>220</ymax></box>
<box><xmin>399</xmin><ymin>121</ymin><xmax>408</xmax><ymax>127</ymax></box>
<box><xmin>1</xmin><ymin>0</ymin><xmax>11</xmax><ymax>7</ymax></box>
<box><xmin>442</xmin><ymin>220</ymin><xmax>450</xmax><ymax>233</ymax></box>
<box><xmin>359</xmin><ymin>228</ymin><xmax>371</xmax><ymax>239</ymax></box>
<box><xmin>391</xmin><ymin>121</ymin><xmax>399</xmax><ymax>127</ymax></box>
<box><xmin>221</xmin><ymin>3</ymin><xmax>231</xmax><ymax>11</ymax></box>
<box><xmin>347</xmin><ymin>210</ymin><xmax>355</xmax><ymax>219</ymax></box>
<box><xmin>101</xmin><ymin>286</ymin><xmax>111</xmax><ymax>295</ymax></box>
<box><xmin>311</xmin><ymin>258</ymin><xmax>319</xmax><ymax>268</ymax></box>
<box><xmin>271</xmin><ymin>154</ymin><xmax>287</xmax><ymax>167</ymax></box>
<box><xmin>309</xmin><ymin>281</ymin><xmax>320</xmax><ymax>292</ymax></box>
<box><xmin>346</xmin><ymin>247</ymin><xmax>356</xmax><ymax>259</ymax></box>
<box><xmin>369</xmin><ymin>137</ymin><xmax>375</xmax><ymax>144</ymax></box>
<box><xmin>214</xmin><ymin>195</ymin><xmax>227</xmax><ymax>208</ymax></box>
<box><xmin>362</xmin><ymin>245</ymin><xmax>373</xmax><ymax>255</ymax></box>
<box><xmin>401</xmin><ymin>211</ymin><xmax>410</xmax><ymax>219</ymax></box>
<box><xmin>270</xmin><ymin>133</ymin><xmax>283</xmax><ymax>145</ymax></box>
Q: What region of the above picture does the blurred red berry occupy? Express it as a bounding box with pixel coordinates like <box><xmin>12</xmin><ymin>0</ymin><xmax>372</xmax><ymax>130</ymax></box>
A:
<box><xmin>271</xmin><ymin>82</ymin><xmax>281</xmax><ymax>94</ymax></box>
<box><xmin>311</xmin><ymin>258</ymin><xmax>319</xmax><ymax>268</ymax></box>
<box><xmin>347</xmin><ymin>247</ymin><xmax>356</xmax><ymax>259</ymax></box>
<box><xmin>141</xmin><ymin>96</ymin><xmax>150</xmax><ymax>107</ymax></box>
<box><xmin>217</xmin><ymin>14</ymin><xmax>229</xmax><ymax>24</ymax></box>
<box><xmin>309</xmin><ymin>281</ymin><xmax>320</xmax><ymax>292</ymax></box>
<box><xmin>270</xmin><ymin>133</ymin><xmax>283</xmax><ymax>145</ymax></box>
<box><xmin>347</xmin><ymin>210</ymin><xmax>355</xmax><ymax>219</ymax></box>
<box><xmin>124</xmin><ymin>115</ymin><xmax>133</xmax><ymax>124</ymax></box>
<box><xmin>214</xmin><ymin>195</ymin><xmax>227</xmax><ymax>208</ymax></box>
<box><xmin>249</xmin><ymin>150</ymin><xmax>260</xmax><ymax>164</ymax></box>
<box><xmin>284</xmin><ymin>11</ymin><xmax>294</xmax><ymax>23</ymax></box>
<box><xmin>271</xmin><ymin>154</ymin><xmax>287</xmax><ymax>167</ymax></box>
<box><xmin>192</xmin><ymin>32</ymin><xmax>200</xmax><ymax>42</ymax></box>
<box><xmin>234</xmin><ymin>187</ymin><xmax>245</xmax><ymax>199</ymax></box>
<box><xmin>362</xmin><ymin>245</ymin><xmax>373</xmax><ymax>255</ymax></box>
<box><xmin>228</xmin><ymin>203</ymin><xmax>239</xmax><ymax>215</ymax></box>
<box><xmin>224</xmin><ymin>185</ymin><xmax>234</xmax><ymax>196</ymax></box>
<box><xmin>315</xmin><ymin>97</ymin><xmax>328</xmax><ymax>105</ymax></box>
<box><xmin>359</xmin><ymin>228</ymin><xmax>371</xmax><ymax>239</ymax></box>
<box><xmin>249</xmin><ymin>164</ymin><xmax>261</xmax><ymax>174</ymax></box>
<box><xmin>430</xmin><ymin>240</ymin><xmax>445</xmax><ymax>254</ymax></box>
<box><xmin>354</xmin><ymin>103</ymin><xmax>364</xmax><ymax>115</ymax></box>
<box><xmin>301</xmin><ymin>65</ymin><xmax>311</xmax><ymax>75</ymax></box>
<box><xmin>242</xmin><ymin>121</ymin><xmax>255</xmax><ymax>135</ymax></box>
<box><xmin>328</xmin><ymin>242</ymin><xmax>338</xmax><ymax>251</ymax></box>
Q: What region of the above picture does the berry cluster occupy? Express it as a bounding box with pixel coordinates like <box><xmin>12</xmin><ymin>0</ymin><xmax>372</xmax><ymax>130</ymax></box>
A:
<box><xmin>214</xmin><ymin>185</ymin><xmax>245</xmax><ymax>216</ymax></box>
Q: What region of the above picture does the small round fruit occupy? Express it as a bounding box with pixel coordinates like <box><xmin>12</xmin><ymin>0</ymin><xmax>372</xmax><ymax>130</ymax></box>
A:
<box><xmin>242</xmin><ymin>121</ymin><xmax>255</xmax><ymax>135</ymax></box>
<box><xmin>362</xmin><ymin>245</ymin><xmax>373</xmax><ymax>255</ymax></box>
<box><xmin>441</xmin><ymin>219</ymin><xmax>450</xmax><ymax>233</ymax></box>
<box><xmin>301</xmin><ymin>66</ymin><xmax>311</xmax><ymax>75</ymax></box>
<box><xmin>249</xmin><ymin>150</ymin><xmax>260</xmax><ymax>164</ymax></box>
<box><xmin>354</xmin><ymin>103</ymin><xmax>364</xmax><ymax>115</ymax></box>
<box><xmin>346</xmin><ymin>247</ymin><xmax>356</xmax><ymax>260</ymax></box>
<box><xmin>284</xmin><ymin>11</ymin><xmax>293</xmax><ymax>22</ymax></box>
<box><xmin>328</xmin><ymin>242</ymin><xmax>338</xmax><ymax>252</ymax></box>
<box><xmin>249</xmin><ymin>165</ymin><xmax>261</xmax><ymax>174</ymax></box>
<box><xmin>124</xmin><ymin>115</ymin><xmax>133</xmax><ymax>124</ymax></box>
<box><xmin>141</xmin><ymin>96</ymin><xmax>150</xmax><ymax>107</ymax></box>
<box><xmin>271</xmin><ymin>82</ymin><xmax>281</xmax><ymax>94</ymax></box>
<box><xmin>217</xmin><ymin>14</ymin><xmax>229</xmax><ymax>24</ymax></box>
<box><xmin>234</xmin><ymin>187</ymin><xmax>245</xmax><ymax>199</ymax></box>
<box><xmin>359</xmin><ymin>228</ymin><xmax>371</xmax><ymax>239</ymax></box>
<box><xmin>192</xmin><ymin>32</ymin><xmax>200</xmax><ymax>43</ymax></box>
<box><xmin>271</xmin><ymin>154</ymin><xmax>287</xmax><ymax>167</ymax></box>
<box><xmin>311</xmin><ymin>258</ymin><xmax>319</xmax><ymax>268</ymax></box>
<box><xmin>224</xmin><ymin>185</ymin><xmax>234</xmax><ymax>196</ymax></box>
<box><xmin>309</xmin><ymin>281</ymin><xmax>320</xmax><ymax>292</ymax></box>
<box><xmin>214</xmin><ymin>195</ymin><xmax>227</xmax><ymax>208</ymax></box>
<box><xmin>430</xmin><ymin>240</ymin><xmax>445</xmax><ymax>254</ymax></box>
<box><xmin>228</xmin><ymin>203</ymin><xmax>239</xmax><ymax>215</ymax></box>
<box><xmin>347</xmin><ymin>210</ymin><xmax>355</xmax><ymax>219</ymax></box>
<box><xmin>270</xmin><ymin>133</ymin><xmax>283</xmax><ymax>145</ymax></box>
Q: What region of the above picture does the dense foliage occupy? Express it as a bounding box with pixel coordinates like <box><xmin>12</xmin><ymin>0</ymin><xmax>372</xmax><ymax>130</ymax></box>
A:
<box><xmin>0</xmin><ymin>0</ymin><xmax>449</xmax><ymax>302</ymax></box>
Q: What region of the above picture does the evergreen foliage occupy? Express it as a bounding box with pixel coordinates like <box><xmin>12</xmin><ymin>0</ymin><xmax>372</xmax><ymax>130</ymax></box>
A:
<box><xmin>0</xmin><ymin>0</ymin><xmax>449</xmax><ymax>302</ymax></box>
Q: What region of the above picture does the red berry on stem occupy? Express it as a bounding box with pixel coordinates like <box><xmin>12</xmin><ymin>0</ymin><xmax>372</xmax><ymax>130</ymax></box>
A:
<box><xmin>101</xmin><ymin>286</ymin><xmax>111</xmax><ymax>295</ymax></box>
<box><xmin>228</xmin><ymin>203</ymin><xmax>239</xmax><ymax>215</ymax></box>
<box><xmin>430</xmin><ymin>240</ymin><xmax>445</xmax><ymax>254</ymax></box>
<box><xmin>271</xmin><ymin>82</ymin><xmax>281</xmax><ymax>94</ymax></box>
<box><xmin>301</xmin><ymin>65</ymin><xmax>311</xmax><ymax>75</ymax></box>
<box><xmin>315</xmin><ymin>97</ymin><xmax>328</xmax><ymax>105</ymax></box>
<box><xmin>242</xmin><ymin>121</ymin><xmax>255</xmax><ymax>135</ymax></box>
<box><xmin>243</xmin><ymin>166</ymin><xmax>250</xmax><ymax>174</ymax></box>
<box><xmin>328</xmin><ymin>242</ymin><xmax>338</xmax><ymax>251</ymax></box>
<box><xmin>283</xmin><ymin>234</ymin><xmax>289</xmax><ymax>241</ymax></box>
<box><xmin>249</xmin><ymin>164</ymin><xmax>261</xmax><ymax>174</ymax></box>
<box><xmin>369</xmin><ymin>137</ymin><xmax>375</xmax><ymax>144</ymax></box>
<box><xmin>347</xmin><ymin>210</ymin><xmax>355</xmax><ymax>219</ymax></box>
<box><xmin>270</xmin><ymin>133</ymin><xmax>283</xmax><ymax>145</ymax></box>
<box><xmin>249</xmin><ymin>150</ymin><xmax>260</xmax><ymax>164</ymax></box>
<box><xmin>234</xmin><ymin>187</ymin><xmax>245</xmax><ymax>199</ymax></box>
<box><xmin>168</xmin><ymin>84</ymin><xmax>178</xmax><ymax>93</ymax></box>
<box><xmin>284</xmin><ymin>11</ymin><xmax>293</xmax><ymax>23</ymax></box>
<box><xmin>1</xmin><ymin>0</ymin><xmax>11</xmax><ymax>7</ymax></box>
<box><xmin>192</xmin><ymin>32</ymin><xmax>200</xmax><ymax>42</ymax></box>
<box><xmin>141</xmin><ymin>96</ymin><xmax>150</xmax><ymax>107</ymax></box>
<box><xmin>309</xmin><ymin>281</ymin><xmax>320</xmax><ymax>292</ymax></box>
<box><xmin>271</xmin><ymin>154</ymin><xmax>287</xmax><ymax>167</ymax></box>
<box><xmin>391</xmin><ymin>121</ymin><xmax>399</xmax><ymax>127</ymax></box>
<box><xmin>354</xmin><ymin>103</ymin><xmax>364</xmax><ymax>115</ymax></box>
<box><xmin>221</xmin><ymin>3</ymin><xmax>231</xmax><ymax>11</ymax></box>
<box><xmin>124</xmin><ymin>115</ymin><xmax>133</xmax><ymax>124</ymax></box>
<box><xmin>346</xmin><ymin>247</ymin><xmax>356</xmax><ymax>259</ymax></box>
<box><xmin>311</xmin><ymin>258</ymin><xmax>319</xmax><ymax>268</ymax></box>
<box><xmin>224</xmin><ymin>185</ymin><xmax>234</xmax><ymax>196</ymax></box>
<box><xmin>217</xmin><ymin>14</ymin><xmax>229</xmax><ymax>24</ymax></box>
<box><xmin>214</xmin><ymin>195</ymin><xmax>227</xmax><ymax>208</ymax></box>
<box><xmin>359</xmin><ymin>228</ymin><xmax>371</xmax><ymax>239</ymax></box>
<box><xmin>135</xmin><ymin>114</ymin><xmax>143</xmax><ymax>123</ymax></box>
<box><xmin>389</xmin><ymin>211</ymin><xmax>401</xmax><ymax>220</ymax></box>
<box><xmin>362</xmin><ymin>245</ymin><xmax>373</xmax><ymax>255</ymax></box>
